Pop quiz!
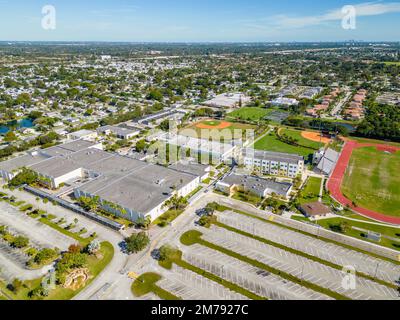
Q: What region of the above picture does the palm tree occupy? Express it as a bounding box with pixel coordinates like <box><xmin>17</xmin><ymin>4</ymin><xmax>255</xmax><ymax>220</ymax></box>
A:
<box><xmin>163</xmin><ymin>194</ymin><xmax>188</xmax><ymax>211</ymax></box>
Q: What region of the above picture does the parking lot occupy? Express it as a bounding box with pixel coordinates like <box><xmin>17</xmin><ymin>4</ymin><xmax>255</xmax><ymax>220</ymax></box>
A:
<box><xmin>155</xmin><ymin>265</ymin><xmax>247</xmax><ymax>300</ymax></box>
<box><xmin>182</xmin><ymin>244</ymin><xmax>332</xmax><ymax>300</ymax></box>
<box><xmin>0</xmin><ymin>199</ymin><xmax>77</xmax><ymax>281</ymax></box>
<box><xmin>216</xmin><ymin>210</ymin><xmax>400</xmax><ymax>285</ymax></box>
<box><xmin>3</xmin><ymin>187</ymin><xmax>127</xmax><ymax>242</ymax></box>
<box><xmin>0</xmin><ymin>200</ymin><xmax>76</xmax><ymax>251</ymax></box>
<box><xmin>201</xmin><ymin>225</ymin><xmax>400</xmax><ymax>300</ymax></box>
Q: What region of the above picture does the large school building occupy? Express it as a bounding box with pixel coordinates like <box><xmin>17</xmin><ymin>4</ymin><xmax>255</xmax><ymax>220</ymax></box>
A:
<box><xmin>0</xmin><ymin>140</ymin><xmax>203</xmax><ymax>222</ymax></box>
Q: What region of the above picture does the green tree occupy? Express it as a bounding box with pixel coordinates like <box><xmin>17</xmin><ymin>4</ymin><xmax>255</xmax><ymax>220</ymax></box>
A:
<box><xmin>136</xmin><ymin>216</ymin><xmax>151</xmax><ymax>230</ymax></box>
<box><xmin>163</xmin><ymin>194</ymin><xmax>188</xmax><ymax>211</ymax></box>
<box><xmin>125</xmin><ymin>232</ymin><xmax>150</xmax><ymax>254</ymax></box>
<box><xmin>135</xmin><ymin>139</ymin><xmax>148</xmax><ymax>153</ymax></box>
<box><xmin>4</xmin><ymin>131</ymin><xmax>17</xmax><ymax>142</ymax></box>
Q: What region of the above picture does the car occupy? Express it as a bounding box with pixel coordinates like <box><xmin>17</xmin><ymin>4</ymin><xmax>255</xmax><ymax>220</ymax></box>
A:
<box><xmin>195</xmin><ymin>208</ymin><xmax>207</xmax><ymax>216</ymax></box>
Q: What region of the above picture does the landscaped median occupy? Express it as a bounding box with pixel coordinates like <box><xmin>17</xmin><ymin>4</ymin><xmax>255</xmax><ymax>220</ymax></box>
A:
<box><xmin>180</xmin><ymin>230</ymin><xmax>349</xmax><ymax>300</ymax></box>
<box><xmin>131</xmin><ymin>272</ymin><xmax>180</xmax><ymax>300</ymax></box>
<box><xmin>157</xmin><ymin>245</ymin><xmax>265</xmax><ymax>300</ymax></box>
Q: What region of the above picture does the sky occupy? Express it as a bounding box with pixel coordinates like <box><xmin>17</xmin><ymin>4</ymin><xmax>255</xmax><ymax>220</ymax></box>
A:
<box><xmin>0</xmin><ymin>0</ymin><xmax>400</xmax><ymax>42</ymax></box>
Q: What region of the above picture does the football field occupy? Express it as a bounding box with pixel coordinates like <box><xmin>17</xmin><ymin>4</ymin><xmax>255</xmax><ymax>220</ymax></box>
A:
<box><xmin>341</xmin><ymin>146</ymin><xmax>400</xmax><ymax>217</ymax></box>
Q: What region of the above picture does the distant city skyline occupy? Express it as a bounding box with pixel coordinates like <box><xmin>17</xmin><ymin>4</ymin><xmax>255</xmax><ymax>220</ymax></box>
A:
<box><xmin>1</xmin><ymin>0</ymin><xmax>400</xmax><ymax>42</ymax></box>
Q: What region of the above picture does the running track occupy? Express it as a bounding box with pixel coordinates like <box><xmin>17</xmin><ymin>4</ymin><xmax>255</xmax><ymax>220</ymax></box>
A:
<box><xmin>327</xmin><ymin>141</ymin><xmax>400</xmax><ymax>225</ymax></box>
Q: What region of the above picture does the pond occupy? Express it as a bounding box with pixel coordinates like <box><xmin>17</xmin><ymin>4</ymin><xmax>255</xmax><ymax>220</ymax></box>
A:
<box><xmin>0</xmin><ymin>118</ymin><xmax>35</xmax><ymax>134</ymax></box>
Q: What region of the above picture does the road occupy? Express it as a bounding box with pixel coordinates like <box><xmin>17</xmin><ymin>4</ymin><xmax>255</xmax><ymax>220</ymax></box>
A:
<box><xmin>331</xmin><ymin>90</ymin><xmax>352</xmax><ymax>117</ymax></box>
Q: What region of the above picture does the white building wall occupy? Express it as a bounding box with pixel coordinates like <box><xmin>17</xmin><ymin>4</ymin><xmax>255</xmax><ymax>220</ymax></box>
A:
<box><xmin>53</xmin><ymin>168</ymin><xmax>84</xmax><ymax>188</ymax></box>
<box><xmin>74</xmin><ymin>175</ymin><xmax>200</xmax><ymax>223</ymax></box>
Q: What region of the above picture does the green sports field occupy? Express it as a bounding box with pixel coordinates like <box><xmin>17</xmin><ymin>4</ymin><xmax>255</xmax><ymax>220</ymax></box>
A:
<box><xmin>341</xmin><ymin>147</ymin><xmax>400</xmax><ymax>217</ymax></box>
<box><xmin>227</xmin><ymin>107</ymin><xmax>271</xmax><ymax>121</ymax></box>
<box><xmin>181</xmin><ymin>121</ymin><xmax>256</xmax><ymax>141</ymax></box>
<box><xmin>253</xmin><ymin>128</ymin><xmax>323</xmax><ymax>162</ymax></box>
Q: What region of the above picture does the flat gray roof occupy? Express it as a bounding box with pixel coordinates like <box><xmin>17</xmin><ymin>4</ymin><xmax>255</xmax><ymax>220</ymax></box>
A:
<box><xmin>77</xmin><ymin>161</ymin><xmax>198</xmax><ymax>214</ymax></box>
<box><xmin>86</xmin><ymin>154</ymin><xmax>146</xmax><ymax>175</ymax></box>
<box><xmin>168</xmin><ymin>161</ymin><xmax>209</xmax><ymax>177</ymax></box>
<box><xmin>70</xmin><ymin>129</ymin><xmax>96</xmax><ymax>137</ymax></box>
<box><xmin>98</xmin><ymin>125</ymin><xmax>140</xmax><ymax>137</ymax></box>
<box><xmin>59</xmin><ymin>140</ymin><xmax>98</xmax><ymax>152</ymax></box>
<box><xmin>243</xmin><ymin>148</ymin><xmax>304</xmax><ymax>164</ymax></box>
<box><xmin>30</xmin><ymin>157</ymin><xmax>81</xmax><ymax>178</ymax></box>
<box><xmin>0</xmin><ymin>153</ymin><xmax>50</xmax><ymax>173</ymax></box>
<box><xmin>221</xmin><ymin>173</ymin><xmax>292</xmax><ymax>197</ymax></box>
<box><xmin>1</xmin><ymin>140</ymin><xmax>201</xmax><ymax>215</ymax></box>
<box><xmin>40</xmin><ymin>146</ymin><xmax>73</xmax><ymax>157</ymax></box>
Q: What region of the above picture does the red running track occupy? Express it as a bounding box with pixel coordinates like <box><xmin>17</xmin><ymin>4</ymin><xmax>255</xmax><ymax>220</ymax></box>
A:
<box><xmin>327</xmin><ymin>141</ymin><xmax>400</xmax><ymax>225</ymax></box>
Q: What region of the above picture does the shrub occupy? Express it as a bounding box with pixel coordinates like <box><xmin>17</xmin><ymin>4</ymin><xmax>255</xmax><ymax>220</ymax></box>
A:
<box><xmin>34</xmin><ymin>248</ymin><xmax>59</xmax><ymax>265</ymax></box>
<box><xmin>11</xmin><ymin>236</ymin><xmax>29</xmax><ymax>248</ymax></box>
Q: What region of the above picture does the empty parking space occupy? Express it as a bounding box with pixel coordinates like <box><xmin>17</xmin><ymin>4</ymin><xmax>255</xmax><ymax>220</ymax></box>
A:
<box><xmin>183</xmin><ymin>244</ymin><xmax>333</xmax><ymax>300</ymax></box>
<box><xmin>216</xmin><ymin>210</ymin><xmax>400</xmax><ymax>285</ymax></box>
<box><xmin>201</xmin><ymin>225</ymin><xmax>400</xmax><ymax>300</ymax></box>
<box><xmin>157</xmin><ymin>265</ymin><xmax>247</xmax><ymax>300</ymax></box>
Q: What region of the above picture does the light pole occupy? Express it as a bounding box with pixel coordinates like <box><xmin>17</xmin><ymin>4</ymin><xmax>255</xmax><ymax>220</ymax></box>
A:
<box><xmin>374</xmin><ymin>261</ymin><xmax>380</xmax><ymax>278</ymax></box>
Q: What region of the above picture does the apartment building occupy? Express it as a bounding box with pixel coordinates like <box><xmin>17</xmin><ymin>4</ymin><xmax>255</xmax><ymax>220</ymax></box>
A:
<box><xmin>242</xmin><ymin>149</ymin><xmax>304</xmax><ymax>178</ymax></box>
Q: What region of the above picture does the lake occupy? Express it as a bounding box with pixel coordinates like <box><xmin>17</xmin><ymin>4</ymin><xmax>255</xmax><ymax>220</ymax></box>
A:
<box><xmin>0</xmin><ymin>118</ymin><xmax>35</xmax><ymax>134</ymax></box>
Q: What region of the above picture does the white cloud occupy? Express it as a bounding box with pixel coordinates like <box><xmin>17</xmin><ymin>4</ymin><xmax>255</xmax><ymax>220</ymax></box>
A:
<box><xmin>245</xmin><ymin>1</ymin><xmax>400</xmax><ymax>30</ymax></box>
<box><xmin>272</xmin><ymin>2</ymin><xmax>400</xmax><ymax>28</ymax></box>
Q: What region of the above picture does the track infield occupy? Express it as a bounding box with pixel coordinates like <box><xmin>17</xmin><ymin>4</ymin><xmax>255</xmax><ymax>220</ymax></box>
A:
<box><xmin>327</xmin><ymin>141</ymin><xmax>400</xmax><ymax>225</ymax></box>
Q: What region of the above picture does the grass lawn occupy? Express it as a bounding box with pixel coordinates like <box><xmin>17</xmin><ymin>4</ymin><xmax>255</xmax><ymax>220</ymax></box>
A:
<box><xmin>316</xmin><ymin>218</ymin><xmax>400</xmax><ymax>251</ymax></box>
<box><xmin>152</xmin><ymin>209</ymin><xmax>184</xmax><ymax>227</ymax></box>
<box><xmin>298</xmin><ymin>177</ymin><xmax>322</xmax><ymax>204</ymax></box>
<box><xmin>232</xmin><ymin>190</ymin><xmax>262</xmax><ymax>206</ymax></box>
<box><xmin>131</xmin><ymin>273</ymin><xmax>180</xmax><ymax>300</ymax></box>
<box><xmin>227</xmin><ymin>107</ymin><xmax>271</xmax><ymax>121</ymax></box>
<box><xmin>282</xmin><ymin>128</ymin><xmax>325</xmax><ymax>150</ymax></box>
<box><xmin>291</xmin><ymin>215</ymin><xmax>310</xmax><ymax>222</ymax></box>
<box><xmin>254</xmin><ymin>129</ymin><xmax>319</xmax><ymax>162</ymax></box>
<box><xmin>341</xmin><ymin>147</ymin><xmax>400</xmax><ymax>217</ymax></box>
<box><xmin>0</xmin><ymin>241</ymin><xmax>114</xmax><ymax>300</ymax></box>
